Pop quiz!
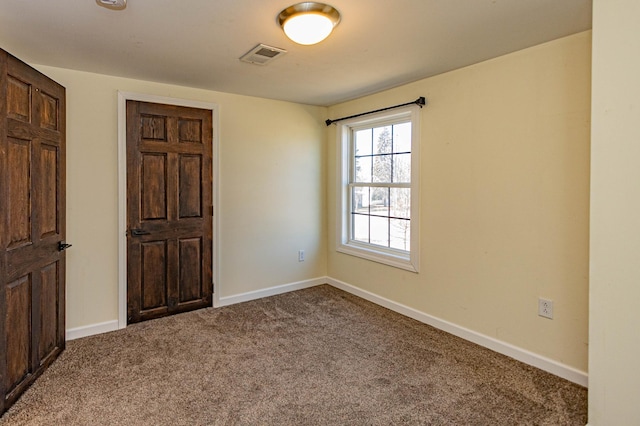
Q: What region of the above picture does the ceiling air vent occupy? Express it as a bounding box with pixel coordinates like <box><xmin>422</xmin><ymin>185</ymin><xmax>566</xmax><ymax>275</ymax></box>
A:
<box><xmin>240</xmin><ymin>44</ymin><xmax>287</xmax><ymax>66</ymax></box>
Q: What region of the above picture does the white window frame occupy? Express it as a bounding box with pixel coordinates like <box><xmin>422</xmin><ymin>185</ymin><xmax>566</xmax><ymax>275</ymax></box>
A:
<box><xmin>336</xmin><ymin>105</ymin><xmax>420</xmax><ymax>272</ymax></box>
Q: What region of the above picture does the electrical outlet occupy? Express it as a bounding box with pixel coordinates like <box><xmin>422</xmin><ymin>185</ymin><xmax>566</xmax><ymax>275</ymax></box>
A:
<box><xmin>298</xmin><ymin>250</ymin><xmax>305</xmax><ymax>262</ymax></box>
<box><xmin>538</xmin><ymin>298</ymin><xmax>554</xmax><ymax>319</ymax></box>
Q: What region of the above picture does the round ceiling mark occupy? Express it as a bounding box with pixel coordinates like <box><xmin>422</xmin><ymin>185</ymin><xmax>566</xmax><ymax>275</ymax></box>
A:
<box><xmin>96</xmin><ymin>0</ymin><xmax>127</xmax><ymax>10</ymax></box>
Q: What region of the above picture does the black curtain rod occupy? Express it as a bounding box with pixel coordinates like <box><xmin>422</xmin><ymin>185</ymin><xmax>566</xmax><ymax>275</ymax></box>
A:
<box><xmin>325</xmin><ymin>97</ymin><xmax>426</xmax><ymax>126</ymax></box>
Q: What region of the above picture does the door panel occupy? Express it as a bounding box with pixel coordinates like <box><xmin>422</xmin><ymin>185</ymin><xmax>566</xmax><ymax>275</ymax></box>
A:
<box><xmin>40</xmin><ymin>144</ymin><xmax>59</xmax><ymax>238</ymax></box>
<box><xmin>1</xmin><ymin>50</ymin><xmax>66</xmax><ymax>414</ymax></box>
<box><xmin>6</xmin><ymin>75</ymin><xmax>31</xmax><ymax>122</ymax></box>
<box><xmin>5</xmin><ymin>275</ymin><xmax>31</xmax><ymax>393</ymax></box>
<box><xmin>178</xmin><ymin>155</ymin><xmax>202</xmax><ymax>218</ymax></box>
<box><xmin>7</xmin><ymin>138</ymin><xmax>31</xmax><ymax>248</ymax></box>
<box><xmin>178</xmin><ymin>118</ymin><xmax>202</xmax><ymax>143</ymax></box>
<box><xmin>141</xmin><ymin>154</ymin><xmax>168</xmax><ymax>221</ymax></box>
<box><xmin>127</xmin><ymin>100</ymin><xmax>213</xmax><ymax>324</ymax></box>
<box><xmin>179</xmin><ymin>237</ymin><xmax>202</xmax><ymax>303</ymax></box>
<box><xmin>141</xmin><ymin>114</ymin><xmax>167</xmax><ymax>141</ymax></box>
<box><xmin>38</xmin><ymin>262</ymin><xmax>59</xmax><ymax>363</ymax></box>
<box><xmin>141</xmin><ymin>240</ymin><xmax>168</xmax><ymax>311</ymax></box>
<box><xmin>38</xmin><ymin>91</ymin><xmax>59</xmax><ymax>131</ymax></box>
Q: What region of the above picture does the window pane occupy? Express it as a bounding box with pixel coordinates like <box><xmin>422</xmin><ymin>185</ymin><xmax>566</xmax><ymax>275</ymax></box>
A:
<box><xmin>352</xmin><ymin>187</ymin><xmax>370</xmax><ymax>213</ymax></box>
<box><xmin>355</xmin><ymin>129</ymin><xmax>372</xmax><ymax>156</ymax></box>
<box><xmin>370</xmin><ymin>216</ymin><xmax>389</xmax><ymax>247</ymax></box>
<box><xmin>370</xmin><ymin>187</ymin><xmax>389</xmax><ymax>216</ymax></box>
<box><xmin>390</xmin><ymin>219</ymin><xmax>410</xmax><ymax>251</ymax></box>
<box><xmin>392</xmin><ymin>153</ymin><xmax>411</xmax><ymax>183</ymax></box>
<box><xmin>393</xmin><ymin>122</ymin><xmax>411</xmax><ymax>153</ymax></box>
<box><xmin>354</xmin><ymin>156</ymin><xmax>372</xmax><ymax>183</ymax></box>
<box><xmin>372</xmin><ymin>155</ymin><xmax>391</xmax><ymax>182</ymax></box>
<box><xmin>352</xmin><ymin>214</ymin><xmax>369</xmax><ymax>243</ymax></box>
<box><xmin>390</xmin><ymin>188</ymin><xmax>410</xmax><ymax>219</ymax></box>
<box><xmin>373</xmin><ymin>126</ymin><xmax>392</xmax><ymax>154</ymax></box>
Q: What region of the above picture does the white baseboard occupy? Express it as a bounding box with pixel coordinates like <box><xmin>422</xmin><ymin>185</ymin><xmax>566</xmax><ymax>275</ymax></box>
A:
<box><xmin>326</xmin><ymin>277</ymin><xmax>588</xmax><ymax>387</ymax></box>
<box><xmin>66</xmin><ymin>320</ymin><xmax>119</xmax><ymax>341</ymax></box>
<box><xmin>65</xmin><ymin>278</ymin><xmax>326</xmax><ymax>341</ymax></box>
<box><xmin>215</xmin><ymin>277</ymin><xmax>326</xmax><ymax>307</ymax></box>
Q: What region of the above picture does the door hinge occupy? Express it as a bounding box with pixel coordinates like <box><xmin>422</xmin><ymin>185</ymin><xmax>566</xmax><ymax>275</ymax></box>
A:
<box><xmin>209</xmin><ymin>206</ymin><xmax>214</xmax><ymax>216</ymax></box>
<box><xmin>212</xmin><ymin>282</ymin><xmax>215</xmax><ymax>293</ymax></box>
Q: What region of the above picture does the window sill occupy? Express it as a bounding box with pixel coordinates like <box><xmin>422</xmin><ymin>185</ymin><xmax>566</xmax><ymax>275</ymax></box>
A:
<box><xmin>336</xmin><ymin>242</ymin><xmax>419</xmax><ymax>273</ymax></box>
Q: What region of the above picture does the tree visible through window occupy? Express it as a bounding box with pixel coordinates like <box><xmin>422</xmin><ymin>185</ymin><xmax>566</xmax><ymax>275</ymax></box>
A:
<box><xmin>351</xmin><ymin>123</ymin><xmax>411</xmax><ymax>250</ymax></box>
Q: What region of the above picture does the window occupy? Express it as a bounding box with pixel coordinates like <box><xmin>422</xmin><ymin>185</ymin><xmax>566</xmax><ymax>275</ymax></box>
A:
<box><xmin>336</xmin><ymin>105</ymin><xmax>420</xmax><ymax>272</ymax></box>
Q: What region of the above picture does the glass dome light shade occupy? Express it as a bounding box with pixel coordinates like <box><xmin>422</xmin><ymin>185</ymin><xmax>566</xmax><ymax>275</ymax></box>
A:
<box><xmin>278</xmin><ymin>3</ymin><xmax>341</xmax><ymax>46</ymax></box>
<box><xmin>283</xmin><ymin>12</ymin><xmax>334</xmax><ymax>45</ymax></box>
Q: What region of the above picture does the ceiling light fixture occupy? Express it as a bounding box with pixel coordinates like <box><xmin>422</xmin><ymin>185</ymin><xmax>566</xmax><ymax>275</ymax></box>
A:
<box><xmin>96</xmin><ymin>0</ymin><xmax>127</xmax><ymax>10</ymax></box>
<box><xmin>277</xmin><ymin>2</ymin><xmax>340</xmax><ymax>46</ymax></box>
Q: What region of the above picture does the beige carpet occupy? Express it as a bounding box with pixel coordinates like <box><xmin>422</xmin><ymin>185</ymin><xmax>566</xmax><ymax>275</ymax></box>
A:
<box><xmin>1</xmin><ymin>285</ymin><xmax>587</xmax><ymax>425</ymax></box>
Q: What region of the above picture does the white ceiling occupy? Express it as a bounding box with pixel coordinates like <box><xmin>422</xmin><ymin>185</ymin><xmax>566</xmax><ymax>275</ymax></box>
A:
<box><xmin>0</xmin><ymin>0</ymin><xmax>592</xmax><ymax>106</ymax></box>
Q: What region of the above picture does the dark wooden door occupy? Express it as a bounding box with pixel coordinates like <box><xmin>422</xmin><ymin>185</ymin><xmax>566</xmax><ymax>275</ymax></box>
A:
<box><xmin>126</xmin><ymin>101</ymin><xmax>213</xmax><ymax>324</ymax></box>
<box><xmin>0</xmin><ymin>49</ymin><xmax>66</xmax><ymax>414</ymax></box>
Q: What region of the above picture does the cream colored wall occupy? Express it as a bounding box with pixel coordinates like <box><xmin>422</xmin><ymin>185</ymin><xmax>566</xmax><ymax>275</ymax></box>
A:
<box><xmin>32</xmin><ymin>65</ymin><xmax>327</xmax><ymax>330</ymax></box>
<box><xmin>24</xmin><ymin>30</ymin><xmax>592</xmax><ymax>379</ymax></box>
<box><xmin>327</xmin><ymin>32</ymin><xmax>591</xmax><ymax>372</ymax></box>
<box><xmin>589</xmin><ymin>1</ymin><xmax>640</xmax><ymax>424</ymax></box>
